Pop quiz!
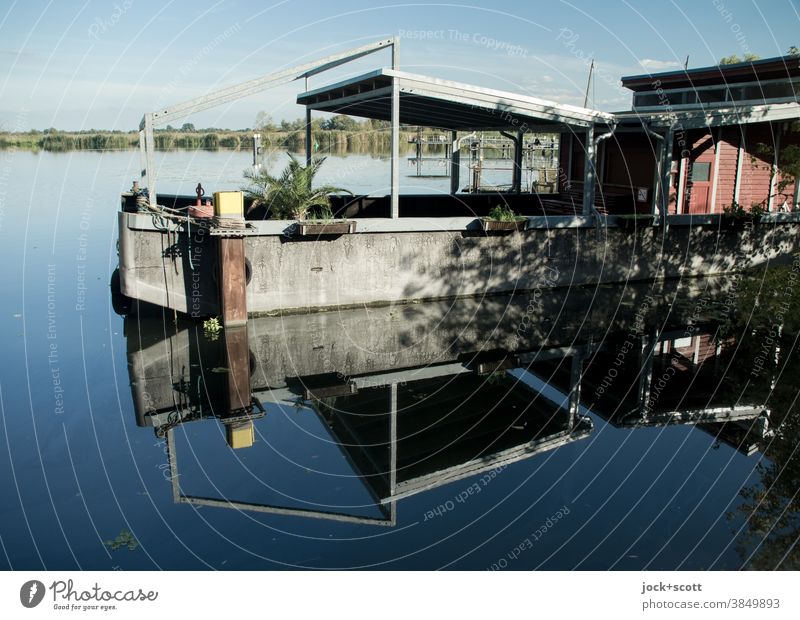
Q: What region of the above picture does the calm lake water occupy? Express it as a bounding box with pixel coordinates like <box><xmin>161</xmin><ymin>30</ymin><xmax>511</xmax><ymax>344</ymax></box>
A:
<box><xmin>0</xmin><ymin>149</ymin><xmax>797</xmax><ymax>570</ymax></box>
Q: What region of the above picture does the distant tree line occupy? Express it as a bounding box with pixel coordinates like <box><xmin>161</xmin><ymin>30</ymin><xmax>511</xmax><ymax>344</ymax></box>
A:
<box><xmin>0</xmin><ymin>127</ymin><xmax>420</xmax><ymax>153</ymax></box>
<box><xmin>0</xmin><ymin>111</ymin><xmax>436</xmax><ymax>151</ymax></box>
<box><xmin>718</xmin><ymin>44</ymin><xmax>799</xmax><ymax>65</ymax></box>
<box><xmin>254</xmin><ymin>112</ymin><xmax>391</xmax><ymax>133</ymax></box>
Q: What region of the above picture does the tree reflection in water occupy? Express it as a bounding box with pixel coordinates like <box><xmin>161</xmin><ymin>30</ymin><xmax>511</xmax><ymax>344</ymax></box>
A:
<box><xmin>725</xmin><ymin>257</ymin><xmax>800</xmax><ymax>569</ymax></box>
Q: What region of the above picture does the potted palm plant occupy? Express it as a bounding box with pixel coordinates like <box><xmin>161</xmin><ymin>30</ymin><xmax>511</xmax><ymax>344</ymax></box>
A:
<box><xmin>243</xmin><ymin>153</ymin><xmax>354</xmax><ymax>235</ymax></box>
<box><xmin>480</xmin><ymin>204</ymin><xmax>527</xmax><ymax>232</ymax></box>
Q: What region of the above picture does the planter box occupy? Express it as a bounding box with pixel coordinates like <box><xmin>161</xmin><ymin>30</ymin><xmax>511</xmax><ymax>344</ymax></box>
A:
<box><xmin>296</xmin><ymin>220</ymin><xmax>357</xmax><ymax>236</ymax></box>
<box><xmin>480</xmin><ymin>218</ymin><xmax>527</xmax><ymax>232</ymax></box>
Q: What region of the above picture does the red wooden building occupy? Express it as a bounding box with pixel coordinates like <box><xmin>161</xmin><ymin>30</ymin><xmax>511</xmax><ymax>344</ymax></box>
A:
<box><xmin>559</xmin><ymin>54</ymin><xmax>800</xmax><ymax>215</ymax></box>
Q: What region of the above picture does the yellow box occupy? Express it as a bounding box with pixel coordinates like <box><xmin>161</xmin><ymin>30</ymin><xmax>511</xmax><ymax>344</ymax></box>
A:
<box><xmin>214</xmin><ymin>191</ymin><xmax>244</xmax><ymax>218</ymax></box>
<box><xmin>226</xmin><ymin>421</ymin><xmax>254</xmax><ymax>450</ymax></box>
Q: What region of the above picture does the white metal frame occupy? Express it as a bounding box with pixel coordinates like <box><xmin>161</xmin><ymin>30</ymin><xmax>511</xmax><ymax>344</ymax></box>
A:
<box><xmin>709</xmin><ymin>127</ymin><xmax>722</xmax><ymax>213</ymax></box>
<box><xmin>300</xmin><ymin>68</ymin><xmax>614</xmax><ymax>128</ymax></box>
<box><xmin>138</xmin><ymin>38</ymin><xmax>398</xmax><ymax>206</ymax></box>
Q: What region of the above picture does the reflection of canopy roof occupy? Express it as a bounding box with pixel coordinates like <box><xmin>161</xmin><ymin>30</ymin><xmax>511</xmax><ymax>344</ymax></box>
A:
<box><xmin>297</xmin><ymin>68</ymin><xmax>615</xmax><ymax>130</ymax></box>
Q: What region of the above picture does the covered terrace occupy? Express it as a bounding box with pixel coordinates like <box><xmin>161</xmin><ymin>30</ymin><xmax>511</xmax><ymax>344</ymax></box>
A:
<box><xmin>296</xmin><ymin>66</ymin><xmax>634</xmax><ymax>221</ymax></box>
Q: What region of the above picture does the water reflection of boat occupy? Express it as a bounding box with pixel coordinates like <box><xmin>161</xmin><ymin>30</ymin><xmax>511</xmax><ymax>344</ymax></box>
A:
<box><xmin>124</xmin><ymin>278</ymin><xmax>769</xmax><ymax>523</ymax></box>
<box><xmin>126</xmin><ymin>297</ymin><xmax>596</xmax><ymax>524</ymax></box>
<box><xmin>311</xmin><ymin>375</ymin><xmax>593</xmax><ymax>504</ymax></box>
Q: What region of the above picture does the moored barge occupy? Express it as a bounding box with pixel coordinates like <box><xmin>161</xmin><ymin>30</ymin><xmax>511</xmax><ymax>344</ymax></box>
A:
<box><xmin>116</xmin><ymin>39</ymin><xmax>800</xmax><ymax>320</ymax></box>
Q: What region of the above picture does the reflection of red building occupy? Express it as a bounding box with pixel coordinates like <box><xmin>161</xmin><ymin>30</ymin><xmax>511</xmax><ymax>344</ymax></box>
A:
<box><xmin>659</xmin><ymin>333</ymin><xmax>723</xmax><ymax>368</ymax></box>
<box><xmin>560</xmin><ymin>55</ymin><xmax>800</xmax><ymax>214</ymax></box>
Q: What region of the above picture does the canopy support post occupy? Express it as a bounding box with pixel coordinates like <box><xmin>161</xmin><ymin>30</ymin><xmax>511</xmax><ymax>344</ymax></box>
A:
<box><xmin>390</xmin><ymin>76</ymin><xmax>400</xmax><ymax>218</ymax></box>
<box><xmin>582</xmin><ymin>124</ymin><xmax>596</xmax><ymax>216</ymax></box>
<box><xmin>305</xmin><ymin>76</ymin><xmax>312</xmax><ymax>168</ymax></box>
<box><xmin>141</xmin><ymin>113</ymin><xmax>157</xmax><ymax>206</ymax></box>
<box><xmin>659</xmin><ymin>127</ymin><xmax>674</xmax><ymax>225</ymax></box>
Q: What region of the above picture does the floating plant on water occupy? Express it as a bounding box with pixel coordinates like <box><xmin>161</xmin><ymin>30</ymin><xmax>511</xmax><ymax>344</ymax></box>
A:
<box><xmin>105</xmin><ymin>529</ymin><xmax>139</xmax><ymax>552</ymax></box>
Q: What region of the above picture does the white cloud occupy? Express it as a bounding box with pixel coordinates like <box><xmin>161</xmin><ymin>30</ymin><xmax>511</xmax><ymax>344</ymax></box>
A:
<box><xmin>638</xmin><ymin>58</ymin><xmax>681</xmax><ymax>70</ymax></box>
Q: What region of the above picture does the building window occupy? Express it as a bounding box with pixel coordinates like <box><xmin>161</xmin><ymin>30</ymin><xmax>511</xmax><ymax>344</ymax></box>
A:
<box><xmin>634</xmin><ymin>93</ymin><xmax>662</xmax><ymax>107</ymax></box>
<box><xmin>690</xmin><ymin>162</ymin><xmax>711</xmax><ymax>182</ymax></box>
<box><xmin>697</xmin><ymin>88</ymin><xmax>728</xmax><ymax>103</ymax></box>
<box><xmin>633</xmin><ymin>77</ymin><xmax>800</xmax><ymax>109</ymax></box>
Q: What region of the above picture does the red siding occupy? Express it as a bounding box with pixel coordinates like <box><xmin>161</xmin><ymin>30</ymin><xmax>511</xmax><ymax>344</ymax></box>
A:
<box><xmin>711</xmin><ymin>124</ymin><xmax>799</xmax><ymax>213</ymax></box>
<box><xmin>775</xmin><ymin>128</ymin><xmax>800</xmax><ymax>210</ymax></box>
<box><xmin>695</xmin><ymin>334</ymin><xmax>718</xmax><ymax>365</ymax></box>
<box><xmin>713</xmin><ymin>127</ymin><xmax>740</xmax><ymax>212</ymax></box>
<box><xmin>671</xmin><ymin>334</ymin><xmax>718</xmax><ymax>366</ymax></box>
<box><xmin>738</xmin><ymin>125</ymin><xmax>777</xmax><ymax>210</ymax></box>
<box><xmin>556</xmin><ymin>123</ymin><xmax>798</xmax><ymax>214</ymax></box>
<box><xmin>684</xmin><ymin>131</ymin><xmax>715</xmax><ymax>213</ymax></box>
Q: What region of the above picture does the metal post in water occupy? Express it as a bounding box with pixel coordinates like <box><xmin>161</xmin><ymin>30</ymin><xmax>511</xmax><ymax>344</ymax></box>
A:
<box><xmin>252</xmin><ymin>133</ymin><xmax>261</xmax><ymax>170</ymax></box>
<box><xmin>416</xmin><ymin>129</ymin><xmax>422</xmax><ymax>177</ymax></box>
<box><xmin>450</xmin><ymin>131</ymin><xmax>460</xmax><ymax>194</ymax></box>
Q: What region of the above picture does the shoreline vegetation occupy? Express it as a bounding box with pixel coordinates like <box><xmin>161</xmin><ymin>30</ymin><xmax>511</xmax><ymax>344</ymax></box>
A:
<box><xmin>0</xmin><ymin>115</ymin><xmax>440</xmax><ymax>152</ymax></box>
<box><xmin>0</xmin><ymin>128</ymin><xmax>418</xmax><ymax>152</ymax></box>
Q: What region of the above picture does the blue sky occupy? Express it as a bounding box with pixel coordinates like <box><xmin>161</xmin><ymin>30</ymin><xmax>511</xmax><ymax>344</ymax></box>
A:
<box><xmin>0</xmin><ymin>0</ymin><xmax>798</xmax><ymax>130</ymax></box>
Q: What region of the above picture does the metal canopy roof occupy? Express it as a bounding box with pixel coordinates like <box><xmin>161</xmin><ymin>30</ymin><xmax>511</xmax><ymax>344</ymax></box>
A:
<box><xmin>621</xmin><ymin>54</ymin><xmax>800</xmax><ymax>91</ymax></box>
<box><xmin>297</xmin><ymin>68</ymin><xmax>615</xmax><ymax>130</ymax></box>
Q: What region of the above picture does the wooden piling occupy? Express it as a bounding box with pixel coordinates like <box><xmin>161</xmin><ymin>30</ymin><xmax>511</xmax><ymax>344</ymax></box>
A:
<box><xmin>224</xmin><ymin>323</ymin><xmax>251</xmax><ymax>412</ymax></box>
<box><xmin>223</xmin><ymin>322</ymin><xmax>254</xmax><ymax>449</ymax></box>
<box><xmin>218</xmin><ymin>237</ymin><xmax>247</xmax><ymax>327</ymax></box>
